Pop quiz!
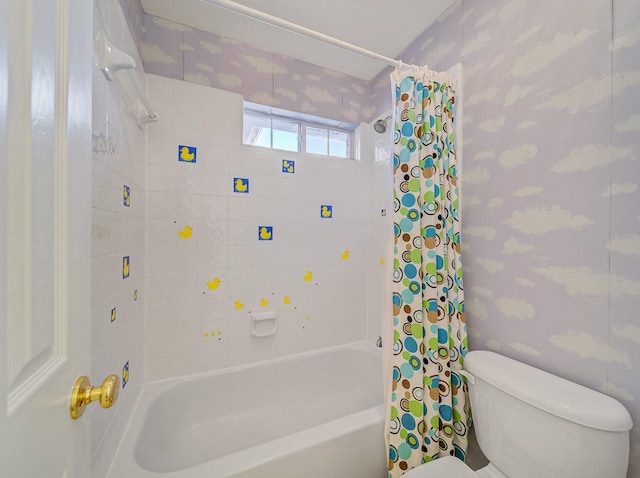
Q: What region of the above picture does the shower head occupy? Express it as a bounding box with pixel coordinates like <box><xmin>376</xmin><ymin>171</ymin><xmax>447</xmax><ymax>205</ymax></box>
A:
<box><xmin>373</xmin><ymin>115</ymin><xmax>391</xmax><ymax>134</ymax></box>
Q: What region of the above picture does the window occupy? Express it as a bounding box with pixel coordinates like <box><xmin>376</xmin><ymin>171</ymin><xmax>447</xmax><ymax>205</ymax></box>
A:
<box><xmin>243</xmin><ymin>103</ymin><xmax>355</xmax><ymax>159</ymax></box>
<box><xmin>272</xmin><ymin>118</ymin><xmax>299</xmax><ymax>152</ymax></box>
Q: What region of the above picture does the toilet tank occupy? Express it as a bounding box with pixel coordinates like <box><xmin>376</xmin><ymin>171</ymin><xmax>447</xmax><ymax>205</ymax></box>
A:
<box><xmin>464</xmin><ymin>351</ymin><xmax>632</xmax><ymax>478</ymax></box>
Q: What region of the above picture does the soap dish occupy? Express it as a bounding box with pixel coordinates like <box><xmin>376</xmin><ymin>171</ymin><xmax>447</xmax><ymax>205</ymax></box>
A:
<box><xmin>251</xmin><ymin>311</ymin><xmax>277</xmax><ymax>337</ymax></box>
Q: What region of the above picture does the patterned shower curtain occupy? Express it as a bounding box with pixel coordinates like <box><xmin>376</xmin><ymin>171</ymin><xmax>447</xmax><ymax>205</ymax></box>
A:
<box><xmin>386</xmin><ymin>67</ymin><xmax>469</xmax><ymax>477</ymax></box>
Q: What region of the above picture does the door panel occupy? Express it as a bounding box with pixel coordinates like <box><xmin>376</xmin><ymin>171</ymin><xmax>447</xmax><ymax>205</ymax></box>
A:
<box><xmin>0</xmin><ymin>0</ymin><xmax>93</xmax><ymax>476</ymax></box>
<box><xmin>7</xmin><ymin>0</ymin><xmax>60</xmax><ymax>409</ymax></box>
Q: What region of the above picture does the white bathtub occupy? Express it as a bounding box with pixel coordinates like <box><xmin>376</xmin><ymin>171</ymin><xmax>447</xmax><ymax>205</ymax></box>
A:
<box><xmin>108</xmin><ymin>342</ymin><xmax>387</xmax><ymax>478</ymax></box>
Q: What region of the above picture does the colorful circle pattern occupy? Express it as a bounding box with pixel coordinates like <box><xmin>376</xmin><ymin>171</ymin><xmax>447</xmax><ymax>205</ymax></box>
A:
<box><xmin>388</xmin><ymin>70</ymin><xmax>470</xmax><ymax>478</ymax></box>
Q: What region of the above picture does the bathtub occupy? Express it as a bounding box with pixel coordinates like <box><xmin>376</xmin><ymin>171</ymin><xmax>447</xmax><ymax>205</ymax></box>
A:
<box><xmin>108</xmin><ymin>341</ymin><xmax>387</xmax><ymax>478</ymax></box>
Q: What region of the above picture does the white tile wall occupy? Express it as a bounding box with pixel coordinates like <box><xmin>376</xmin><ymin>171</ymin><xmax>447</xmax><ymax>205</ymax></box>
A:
<box><xmin>366</xmin><ymin>115</ymin><xmax>394</xmax><ymax>345</ymax></box>
<box><xmin>91</xmin><ymin>1</ymin><xmax>146</xmax><ymax>477</ymax></box>
<box><xmin>145</xmin><ymin>74</ymin><xmax>378</xmax><ymax>381</ymax></box>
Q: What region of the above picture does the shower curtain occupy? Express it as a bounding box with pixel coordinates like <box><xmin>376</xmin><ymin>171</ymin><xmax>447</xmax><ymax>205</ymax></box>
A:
<box><xmin>386</xmin><ymin>66</ymin><xmax>469</xmax><ymax>477</ymax></box>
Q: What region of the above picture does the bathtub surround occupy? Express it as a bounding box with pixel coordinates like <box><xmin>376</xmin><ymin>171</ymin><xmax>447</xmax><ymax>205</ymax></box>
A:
<box><xmin>388</xmin><ymin>68</ymin><xmax>468</xmax><ymax>476</ymax></box>
<box><xmin>145</xmin><ymin>74</ymin><xmax>370</xmax><ymax>380</ymax></box>
<box><xmin>91</xmin><ymin>1</ymin><xmax>147</xmax><ymax>476</ymax></box>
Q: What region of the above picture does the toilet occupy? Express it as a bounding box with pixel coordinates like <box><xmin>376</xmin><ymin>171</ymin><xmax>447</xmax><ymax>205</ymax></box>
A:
<box><xmin>403</xmin><ymin>350</ymin><xmax>633</xmax><ymax>478</ymax></box>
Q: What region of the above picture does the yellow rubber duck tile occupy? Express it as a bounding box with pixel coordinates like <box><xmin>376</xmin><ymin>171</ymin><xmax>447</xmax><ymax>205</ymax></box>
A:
<box><xmin>321</xmin><ymin>205</ymin><xmax>332</xmax><ymax>218</ymax></box>
<box><xmin>178</xmin><ymin>145</ymin><xmax>196</xmax><ymax>162</ymax></box>
<box><xmin>178</xmin><ymin>225</ymin><xmax>193</xmax><ymax>239</ymax></box>
<box><xmin>234</xmin><ymin>178</ymin><xmax>249</xmax><ymax>193</ymax></box>
<box><xmin>259</xmin><ymin>226</ymin><xmax>273</xmax><ymax>240</ymax></box>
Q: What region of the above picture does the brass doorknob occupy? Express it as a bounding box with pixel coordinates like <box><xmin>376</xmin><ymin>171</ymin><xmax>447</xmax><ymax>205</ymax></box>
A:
<box><xmin>70</xmin><ymin>374</ymin><xmax>120</xmax><ymax>419</ymax></box>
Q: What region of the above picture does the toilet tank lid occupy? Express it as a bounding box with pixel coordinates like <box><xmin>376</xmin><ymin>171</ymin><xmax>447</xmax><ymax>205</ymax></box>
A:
<box><xmin>464</xmin><ymin>350</ymin><xmax>633</xmax><ymax>432</ymax></box>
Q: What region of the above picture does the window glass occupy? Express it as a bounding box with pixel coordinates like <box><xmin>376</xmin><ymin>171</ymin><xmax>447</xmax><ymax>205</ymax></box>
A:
<box><xmin>242</xmin><ymin>104</ymin><xmax>354</xmax><ymax>159</ymax></box>
<box><xmin>329</xmin><ymin>130</ymin><xmax>349</xmax><ymax>158</ymax></box>
<box><xmin>306</xmin><ymin>127</ymin><xmax>328</xmax><ymax>155</ymax></box>
<box><xmin>272</xmin><ymin>119</ymin><xmax>299</xmax><ymax>152</ymax></box>
<box><xmin>243</xmin><ymin>113</ymin><xmax>271</xmax><ymax>148</ymax></box>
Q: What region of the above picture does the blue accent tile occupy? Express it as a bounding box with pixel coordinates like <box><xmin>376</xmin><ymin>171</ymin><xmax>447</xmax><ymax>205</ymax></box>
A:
<box><xmin>233</xmin><ymin>177</ymin><xmax>249</xmax><ymax>193</ymax></box>
<box><xmin>320</xmin><ymin>205</ymin><xmax>333</xmax><ymax>218</ymax></box>
<box><xmin>122</xmin><ymin>361</ymin><xmax>129</xmax><ymax>388</ymax></box>
<box><xmin>123</xmin><ymin>256</ymin><xmax>130</xmax><ymax>279</ymax></box>
<box><xmin>178</xmin><ymin>145</ymin><xmax>197</xmax><ymax>163</ymax></box>
<box><xmin>282</xmin><ymin>159</ymin><xmax>295</xmax><ymax>173</ymax></box>
<box><xmin>123</xmin><ymin>185</ymin><xmax>131</xmax><ymax>207</ymax></box>
<box><xmin>258</xmin><ymin>226</ymin><xmax>273</xmax><ymax>241</ymax></box>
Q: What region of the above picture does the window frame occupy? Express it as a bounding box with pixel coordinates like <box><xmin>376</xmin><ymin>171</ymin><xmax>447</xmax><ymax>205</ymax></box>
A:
<box><xmin>243</xmin><ymin>106</ymin><xmax>355</xmax><ymax>160</ymax></box>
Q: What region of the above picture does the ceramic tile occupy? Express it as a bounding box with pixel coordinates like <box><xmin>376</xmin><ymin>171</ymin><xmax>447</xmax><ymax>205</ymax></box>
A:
<box><xmin>200</xmin><ymin>194</ymin><xmax>229</xmax><ymax>221</ymax></box>
<box><xmin>92</xmin><ymin>209</ymin><xmax>144</xmax><ymax>258</ymax></box>
<box><xmin>141</xmin><ymin>68</ymin><xmax>377</xmax><ymax>383</ymax></box>
<box><xmin>147</xmin><ymin>163</ymin><xmax>203</xmax><ymax>194</ymax></box>
<box><xmin>227</xmin><ymin>268</ymin><xmax>278</xmax><ymax>295</ymax></box>
<box><xmin>146</xmin><ymin>191</ymin><xmax>202</xmax><ymax>219</ymax></box>
<box><xmin>146</xmin><ymin>271</ymin><xmax>207</xmax><ymax>301</ymax></box>
<box><xmin>146</xmin><ymin>341</ymin><xmax>231</xmax><ymax>382</ymax></box>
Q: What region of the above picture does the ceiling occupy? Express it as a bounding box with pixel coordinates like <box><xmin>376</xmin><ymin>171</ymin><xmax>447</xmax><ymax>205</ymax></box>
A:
<box><xmin>139</xmin><ymin>0</ymin><xmax>457</xmax><ymax>81</ymax></box>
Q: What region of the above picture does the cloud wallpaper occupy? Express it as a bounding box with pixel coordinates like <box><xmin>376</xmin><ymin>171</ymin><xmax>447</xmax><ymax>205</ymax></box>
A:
<box><xmin>118</xmin><ymin>0</ymin><xmax>640</xmax><ymax>474</ymax></box>
<box><xmin>119</xmin><ymin>0</ymin><xmax>373</xmax><ymax>124</ymax></box>
<box><xmin>379</xmin><ymin>1</ymin><xmax>640</xmax><ymax>474</ymax></box>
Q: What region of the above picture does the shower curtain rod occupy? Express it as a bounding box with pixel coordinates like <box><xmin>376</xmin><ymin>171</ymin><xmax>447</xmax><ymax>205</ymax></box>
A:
<box><xmin>200</xmin><ymin>0</ymin><xmax>418</xmax><ymax>70</ymax></box>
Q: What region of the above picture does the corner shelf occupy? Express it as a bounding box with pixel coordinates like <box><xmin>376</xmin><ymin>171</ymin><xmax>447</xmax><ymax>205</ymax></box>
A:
<box><xmin>95</xmin><ymin>29</ymin><xmax>158</xmax><ymax>126</ymax></box>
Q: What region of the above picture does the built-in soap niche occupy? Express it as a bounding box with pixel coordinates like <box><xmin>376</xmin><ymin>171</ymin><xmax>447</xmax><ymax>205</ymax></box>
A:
<box><xmin>251</xmin><ymin>311</ymin><xmax>277</xmax><ymax>337</ymax></box>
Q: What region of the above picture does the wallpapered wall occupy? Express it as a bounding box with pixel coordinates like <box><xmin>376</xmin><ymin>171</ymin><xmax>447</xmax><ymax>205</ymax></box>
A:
<box><xmin>119</xmin><ymin>0</ymin><xmax>373</xmax><ymax>124</ymax></box>
<box><xmin>375</xmin><ymin>0</ymin><xmax>639</xmax><ymax>475</ymax></box>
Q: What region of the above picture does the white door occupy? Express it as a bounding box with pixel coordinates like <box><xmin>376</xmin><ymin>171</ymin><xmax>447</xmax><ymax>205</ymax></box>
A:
<box><xmin>0</xmin><ymin>0</ymin><xmax>93</xmax><ymax>477</ymax></box>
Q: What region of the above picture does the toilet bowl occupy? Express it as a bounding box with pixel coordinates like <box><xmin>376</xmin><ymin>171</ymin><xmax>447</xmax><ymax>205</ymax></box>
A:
<box><xmin>399</xmin><ymin>350</ymin><xmax>633</xmax><ymax>478</ymax></box>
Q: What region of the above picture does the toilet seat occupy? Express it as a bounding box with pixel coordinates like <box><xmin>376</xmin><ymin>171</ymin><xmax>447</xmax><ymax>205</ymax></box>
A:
<box><xmin>402</xmin><ymin>456</ymin><xmax>477</xmax><ymax>477</ymax></box>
